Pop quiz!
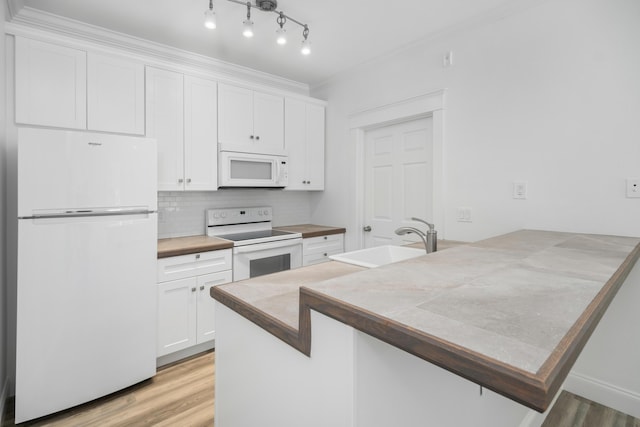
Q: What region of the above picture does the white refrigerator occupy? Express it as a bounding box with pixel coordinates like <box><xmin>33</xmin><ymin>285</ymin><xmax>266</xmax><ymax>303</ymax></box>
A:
<box><xmin>15</xmin><ymin>128</ymin><xmax>158</xmax><ymax>423</ymax></box>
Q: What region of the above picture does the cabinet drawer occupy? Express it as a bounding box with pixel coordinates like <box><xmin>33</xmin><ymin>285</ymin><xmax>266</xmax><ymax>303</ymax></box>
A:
<box><xmin>303</xmin><ymin>248</ymin><xmax>344</xmax><ymax>267</ymax></box>
<box><xmin>302</xmin><ymin>234</ymin><xmax>344</xmax><ymax>266</ymax></box>
<box><xmin>303</xmin><ymin>234</ymin><xmax>344</xmax><ymax>256</ymax></box>
<box><xmin>157</xmin><ymin>249</ymin><xmax>232</xmax><ymax>283</ymax></box>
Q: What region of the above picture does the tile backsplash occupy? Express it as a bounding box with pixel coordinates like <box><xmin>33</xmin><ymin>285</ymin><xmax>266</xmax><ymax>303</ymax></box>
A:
<box><xmin>158</xmin><ymin>190</ymin><xmax>312</xmax><ymax>239</ymax></box>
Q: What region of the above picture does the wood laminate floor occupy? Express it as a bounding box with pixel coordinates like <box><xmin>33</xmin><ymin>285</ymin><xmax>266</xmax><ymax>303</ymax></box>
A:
<box><xmin>2</xmin><ymin>351</ymin><xmax>214</xmax><ymax>427</ymax></box>
<box><xmin>542</xmin><ymin>391</ymin><xmax>640</xmax><ymax>427</ymax></box>
<box><xmin>3</xmin><ymin>351</ymin><xmax>638</xmax><ymax>426</ymax></box>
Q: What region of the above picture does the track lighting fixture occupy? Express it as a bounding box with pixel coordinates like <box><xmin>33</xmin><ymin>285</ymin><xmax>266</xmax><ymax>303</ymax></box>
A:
<box><xmin>276</xmin><ymin>12</ymin><xmax>287</xmax><ymax>45</ymax></box>
<box><xmin>242</xmin><ymin>3</ymin><xmax>254</xmax><ymax>38</ymax></box>
<box><xmin>203</xmin><ymin>0</ymin><xmax>311</xmax><ymax>55</ymax></box>
<box><xmin>204</xmin><ymin>0</ymin><xmax>216</xmax><ymax>29</ymax></box>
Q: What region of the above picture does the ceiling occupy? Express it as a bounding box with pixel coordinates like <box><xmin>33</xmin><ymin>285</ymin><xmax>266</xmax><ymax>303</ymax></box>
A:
<box><xmin>16</xmin><ymin>0</ymin><xmax>528</xmax><ymax>86</ymax></box>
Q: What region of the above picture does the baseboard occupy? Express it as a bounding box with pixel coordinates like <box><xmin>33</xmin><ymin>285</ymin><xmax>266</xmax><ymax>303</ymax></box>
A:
<box><xmin>0</xmin><ymin>377</ymin><xmax>9</xmax><ymax>426</ymax></box>
<box><xmin>156</xmin><ymin>341</ymin><xmax>215</xmax><ymax>368</ymax></box>
<box><xmin>564</xmin><ymin>372</ymin><xmax>640</xmax><ymax>419</ymax></box>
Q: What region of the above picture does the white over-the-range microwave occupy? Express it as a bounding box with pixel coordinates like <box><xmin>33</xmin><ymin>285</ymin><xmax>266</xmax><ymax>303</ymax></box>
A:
<box><xmin>218</xmin><ymin>151</ymin><xmax>289</xmax><ymax>188</ymax></box>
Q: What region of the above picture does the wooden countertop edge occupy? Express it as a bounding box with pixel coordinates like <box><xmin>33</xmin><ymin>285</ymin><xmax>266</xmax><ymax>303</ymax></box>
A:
<box><xmin>297</xmin><ymin>228</ymin><xmax>346</xmax><ymax>238</ymax></box>
<box><xmin>273</xmin><ymin>225</ymin><xmax>346</xmax><ymax>239</ymax></box>
<box><xmin>211</xmin><ymin>286</ymin><xmax>306</xmax><ymax>353</ymax></box>
<box><xmin>536</xmin><ymin>241</ymin><xmax>640</xmax><ymax>410</ymax></box>
<box><xmin>157</xmin><ymin>241</ymin><xmax>234</xmax><ymax>259</ymax></box>
<box><xmin>211</xmin><ymin>241</ymin><xmax>640</xmax><ymax>413</ymax></box>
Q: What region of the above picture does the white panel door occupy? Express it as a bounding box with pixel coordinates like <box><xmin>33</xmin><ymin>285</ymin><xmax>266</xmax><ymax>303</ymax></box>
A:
<box><xmin>184</xmin><ymin>75</ymin><xmax>218</xmax><ymax>191</ymax></box>
<box><xmin>218</xmin><ymin>83</ymin><xmax>254</xmax><ymax>147</ymax></box>
<box><xmin>253</xmin><ymin>91</ymin><xmax>284</xmax><ymax>151</ymax></box>
<box><xmin>305</xmin><ymin>104</ymin><xmax>326</xmax><ymax>190</ymax></box>
<box><xmin>15</xmin><ymin>36</ymin><xmax>87</xmax><ymax>129</ymax></box>
<box><xmin>157</xmin><ymin>277</ymin><xmax>197</xmax><ymax>356</ymax></box>
<box><xmin>363</xmin><ymin>118</ymin><xmax>433</xmax><ymax>248</ymax></box>
<box><xmin>146</xmin><ymin>67</ymin><xmax>185</xmax><ymax>191</ymax></box>
<box><xmin>196</xmin><ymin>271</ymin><xmax>233</xmax><ymax>344</ymax></box>
<box><xmin>87</xmin><ymin>52</ymin><xmax>145</xmax><ymax>135</ymax></box>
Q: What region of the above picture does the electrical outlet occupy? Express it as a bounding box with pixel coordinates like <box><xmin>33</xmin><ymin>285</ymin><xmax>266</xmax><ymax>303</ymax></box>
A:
<box><xmin>627</xmin><ymin>178</ymin><xmax>640</xmax><ymax>198</ymax></box>
<box><xmin>456</xmin><ymin>207</ymin><xmax>472</xmax><ymax>222</ymax></box>
<box><xmin>443</xmin><ymin>51</ymin><xmax>453</xmax><ymax>67</ymax></box>
<box><xmin>513</xmin><ymin>181</ymin><xmax>528</xmax><ymax>199</ymax></box>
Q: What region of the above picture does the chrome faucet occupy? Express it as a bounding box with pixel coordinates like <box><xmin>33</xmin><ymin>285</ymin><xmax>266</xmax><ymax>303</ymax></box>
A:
<box><xmin>395</xmin><ymin>217</ymin><xmax>437</xmax><ymax>254</ymax></box>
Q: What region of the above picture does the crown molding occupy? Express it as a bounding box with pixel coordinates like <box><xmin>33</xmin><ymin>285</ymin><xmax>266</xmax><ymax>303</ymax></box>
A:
<box><xmin>6</xmin><ymin>5</ymin><xmax>310</xmax><ymax>96</ymax></box>
<box><xmin>6</xmin><ymin>0</ymin><xmax>24</xmax><ymax>20</ymax></box>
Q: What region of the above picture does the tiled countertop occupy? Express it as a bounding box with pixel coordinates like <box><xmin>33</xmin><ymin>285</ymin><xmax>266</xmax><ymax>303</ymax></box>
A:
<box><xmin>212</xmin><ymin>230</ymin><xmax>640</xmax><ymax>412</ymax></box>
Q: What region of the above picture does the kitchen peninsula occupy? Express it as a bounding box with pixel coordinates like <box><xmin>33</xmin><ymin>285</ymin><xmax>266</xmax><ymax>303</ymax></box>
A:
<box><xmin>212</xmin><ymin>230</ymin><xmax>640</xmax><ymax>427</ymax></box>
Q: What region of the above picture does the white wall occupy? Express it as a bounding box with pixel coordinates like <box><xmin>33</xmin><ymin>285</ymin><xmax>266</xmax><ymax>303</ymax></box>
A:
<box><xmin>0</xmin><ymin>0</ymin><xmax>8</xmax><ymax>417</ymax></box>
<box><xmin>311</xmin><ymin>0</ymin><xmax>640</xmax><ymax>249</ymax></box>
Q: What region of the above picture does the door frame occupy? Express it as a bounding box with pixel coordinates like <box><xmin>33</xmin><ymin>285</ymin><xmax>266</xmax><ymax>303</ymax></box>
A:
<box><xmin>349</xmin><ymin>90</ymin><xmax>445</xmax><ymax>249</ymax></box>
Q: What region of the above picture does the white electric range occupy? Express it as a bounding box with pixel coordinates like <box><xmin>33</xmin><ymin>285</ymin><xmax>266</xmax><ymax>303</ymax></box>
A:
<box><xmin>206</xmin><ymin>206</ymin><xmax>302</xmax><ymax>281</ymax></box>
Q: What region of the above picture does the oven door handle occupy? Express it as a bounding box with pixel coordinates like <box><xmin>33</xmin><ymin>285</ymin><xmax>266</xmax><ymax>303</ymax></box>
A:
<box><xmin>233</xmin><ymin>238</ymin><xmax>302</xmax><ymax>254</ymax></box>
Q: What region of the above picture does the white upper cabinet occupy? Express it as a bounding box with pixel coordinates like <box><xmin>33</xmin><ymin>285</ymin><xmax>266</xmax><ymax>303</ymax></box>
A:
<box><xmin>184</xmin><ymin>75</ymin><xmax>218</xmax><ymax>191</ymax></box>
<box><xmin>146</xmin><ymin>67</ymin><xmax>185</xmax><ymax>191</ymax></box>
<box><xmin>146</xmin><ymin>67</ymin><xmax>218</xmax><ymax>192</ymax></box>
<box><xmin>15</xmin><ymin>36</ymin><xmax>87</xmax><ymax>129</ymax></box>
<box><xmin>218</xmin><ymin>83</ymin><xmax>284</xmax><ymax>155</ymax></box>
<box><xmin>285</xmin><ymin>98</ymin><xmax>326</xmax><ymax>190</ymax></box>
<box><xmin>87</xmin><ymin>52</ymin><xmax>145</xmax><ymax>135</ymax></box>
<box><xmin>15</xmin><ymin>36</ymin><xmax>144</xmax><ymax>135</ymax></box>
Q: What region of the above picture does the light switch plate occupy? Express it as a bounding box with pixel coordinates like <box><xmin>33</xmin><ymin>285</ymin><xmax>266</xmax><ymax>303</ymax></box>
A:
<box><xmin>627</xmin><ymin>178</ymin><xmax>640</xmax><ymax>198</ymax></box>
<box><xmin>456</xmin><ymin>207</ymin><xmax>472</xmax><ymax>222</ymax></box>
<box><xmin>513</xmin><ymin>181</ymin><xmax>528</xmax><ymax>199</ymax></box>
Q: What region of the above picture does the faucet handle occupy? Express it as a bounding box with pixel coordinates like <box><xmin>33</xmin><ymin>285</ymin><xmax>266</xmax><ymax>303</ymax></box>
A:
<box><xmin>411</xmin><ymin>217</ymin><xmax>435</xmax><ymax>231</ymax></box>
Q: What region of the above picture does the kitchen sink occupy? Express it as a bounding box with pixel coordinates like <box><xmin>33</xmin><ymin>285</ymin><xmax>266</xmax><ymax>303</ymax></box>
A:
<box><xmin>329</xmin><ymin>245</ymin><xmax>425</xmax><ymax>268</ymax></box>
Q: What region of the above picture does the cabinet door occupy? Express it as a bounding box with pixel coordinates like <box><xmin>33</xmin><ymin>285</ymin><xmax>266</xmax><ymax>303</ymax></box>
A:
<box><xmin>196</xmin><ymin>270</ymin><xmax>233</xmax><ymax>344</ymax></box>
<box><xmin>157</xmin><ymin>277</ymin><xmax>197</xmax><ymax>357</ymax></box>
<box><xmin>305</xmin><ymin>104</ymin><xmax>326</xmax><ymax>190</ymax></box>
<box><xmin>146</xmin><ymin>67</ymin><xmax>184</xmax><ymax>191</ymax></box>
<box><xmin>184</xmin><ymin>76</ymin><xmax>218</xmax><ymax>191</ymax></box>
<box><xmin>15</xmin><ymin>36</ymin><xmax>87</xmax><ymax>129</ymax></box>
<box><xmin>87</xmin><ymin>52</ymin><xmax>144</xmax><ymax>135</ymax></box>
<box><xmin>284</xmin><ymin>98</ymin><xmax>307</xmax><ymax>190</ymax></box>
<box><xmin>218</xmin><ymin>84</ymin><xmax>253</xmax><ymax>148</ymax></box>
<box><xmin>253</xmin><ymin>91</ymin><xmax>284</xmax><ymax>152</ymax></box>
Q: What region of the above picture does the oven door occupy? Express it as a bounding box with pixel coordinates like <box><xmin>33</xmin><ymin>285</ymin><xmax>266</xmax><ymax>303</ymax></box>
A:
<box><xmin>233</xmin><ymin>238</ymin><xmax>302</xmax><ymax>281</ymax></box>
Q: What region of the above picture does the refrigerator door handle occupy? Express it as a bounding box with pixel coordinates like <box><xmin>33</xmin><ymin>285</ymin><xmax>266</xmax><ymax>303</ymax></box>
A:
<box><xmin>24</xmin><ymin>207</ymin><xmax>155</xmax><ymax>220</ymax></box>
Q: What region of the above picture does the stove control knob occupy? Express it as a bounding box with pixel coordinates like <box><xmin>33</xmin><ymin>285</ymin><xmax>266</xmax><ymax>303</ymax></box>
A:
<box><xmin>263</xmin><ymin>209</ymin><xmax>270</xmax><ymax>216</ymax></box>
<box><xmin>213</xmin><ymin>213</ymin><xmax>219</xmax><ymax>219</ymax></box>
<box><xmin>221</xmin><ymin>212</ymin><xmax>227</xmax><ymax>218</ymax></box>
<box><xmin>258</xmin><ymin>211</ymin><xmax>263</xmax><ymax>216</ymax></box>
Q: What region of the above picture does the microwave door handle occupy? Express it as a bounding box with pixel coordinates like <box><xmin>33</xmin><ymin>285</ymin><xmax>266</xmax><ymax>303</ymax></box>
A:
<box><xmin>275</xmin><ymin>159</ymin><xmax>281</xmax><ymax>183</ymax></box>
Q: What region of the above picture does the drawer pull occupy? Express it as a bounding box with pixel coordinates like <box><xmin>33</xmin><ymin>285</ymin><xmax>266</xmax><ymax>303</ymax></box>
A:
<box><xmin>191</xmin><ymin>287</ymin><xmax>196</xmax><ymax>292</ymax></box>
<box><xmin>200</xmin><ymin>285</ymin><xmax>205</xmax><ymax>291</ymax></box>
<box><xmin>324</xmin><ymin>253</ymin><xmax>328</xmax><ymax>257</ymax></box>
<box><xmin>196</xmin><ymin>254</ymin><xmax>200</xmax><ymax>259</ymax></box>
<box><xmin>324</xmin><ymin>236</ymin><xmax>327</xmax><ymax>240</ymax></box>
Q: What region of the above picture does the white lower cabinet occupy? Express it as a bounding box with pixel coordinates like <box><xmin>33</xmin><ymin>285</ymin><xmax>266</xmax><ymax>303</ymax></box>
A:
<box><xmin>302</xmin><ymin>234</ymin><xmax>345</xmax><ymax>266</ymax></box>
<box><xmin>156</xmin><ymin>250</ymin><xmax>232</xmax><ymax>357</ymax></box>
